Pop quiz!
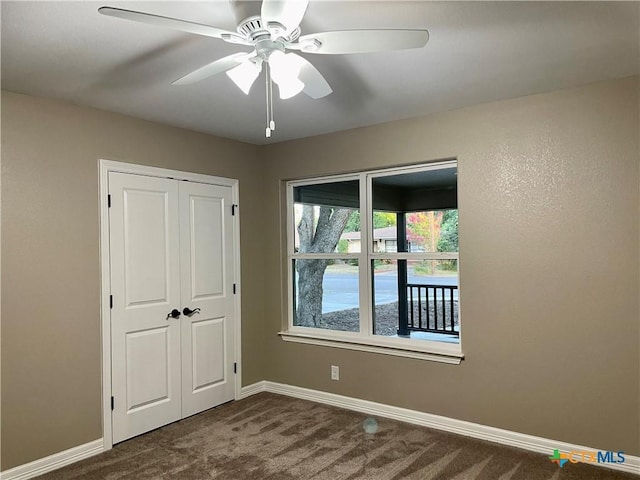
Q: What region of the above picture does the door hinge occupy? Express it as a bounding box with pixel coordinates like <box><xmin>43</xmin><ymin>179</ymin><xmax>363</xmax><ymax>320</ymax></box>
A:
<box><xmin>233</xmin><ymin>362</ymin><xmax>237</xmax><ymax>374</ymax></box>
<box><xmin>231</xmin><ymin>204</ymin><xmax>238</xmax><ymax>216</ymax></box>
<box><xmin>111</xmin><ymin>396</ymin><xmax>114</xmax><ymax>410</ymax></box>
<box><xmin>110</xmin><ymin>295</ymin><xmax>113</xmax><ymax>309</ymax></box>
<box><xmin>107</xmin><ymin>194</ymin><xmax>111</xmax><ymax>208</ymax></box>
<box><xmin>233</xmin><ymin>284</ymin><xmax>236</xmax><ymax>294</ymax></box>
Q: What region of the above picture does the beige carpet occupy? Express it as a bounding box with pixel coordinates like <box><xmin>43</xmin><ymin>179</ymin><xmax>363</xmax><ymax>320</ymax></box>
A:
<box><xmin>38</xmin><ymin>392</ymin><xmax>635</xmax><ymax>479</ymax></box>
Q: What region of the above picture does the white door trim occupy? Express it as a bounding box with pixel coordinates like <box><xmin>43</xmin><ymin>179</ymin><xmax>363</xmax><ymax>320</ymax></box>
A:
<box><xmin>99</xmin><ymin>159</ymin><xmax>242</xmax><ymax>451</ymax></box>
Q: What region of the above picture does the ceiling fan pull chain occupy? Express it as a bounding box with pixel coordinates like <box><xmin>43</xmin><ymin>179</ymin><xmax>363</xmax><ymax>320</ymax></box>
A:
<box><xmin>265</xmin><ymin>65</ymin><xmax>270</xmax><ymax>138</ymax></box>
<box><xmin>264</xmin><ymin>63</ymin><xmax>277</xmax><ymax>137</ymax></box>
<box><xmin>269</xmin><ymin>63</ymin><xmax>275</xmax><ymax>131</ymax></box>
<box><xmin>265</xmin><ymin>63</ymin><xmax>273</xmax><ymax>137</ymax></box>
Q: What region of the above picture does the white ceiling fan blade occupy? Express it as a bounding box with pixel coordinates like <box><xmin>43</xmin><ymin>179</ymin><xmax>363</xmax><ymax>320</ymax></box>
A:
<box><xmin>173</xmin><ymin>53</ymin><xmax>254</xmax><ymax>85</ymax></box>
<box><xmin>297</xmin><ymin>29</ymin><xmax>429</xmax><ymax>55</ymax></box>
<box><xmin>261</xmin><ymin>0</ymin><xmax>309</xmax><ymax>34</ymax></box>
<box><xmin>98</xmin><ymin>7</ymin><xmax>247</xmax><ymax>44</ymax></box>
<box><xmin>290</xmin><ymin>54</ymin><xmax>332</xmax><ymax>99</ymax></box>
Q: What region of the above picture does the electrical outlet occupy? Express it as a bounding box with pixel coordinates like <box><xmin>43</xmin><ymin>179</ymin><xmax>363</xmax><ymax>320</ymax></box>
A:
<box><xmin>331</xmin><ymin>365</ymin><xmax>339</xmax><ymax>381</ymax></box>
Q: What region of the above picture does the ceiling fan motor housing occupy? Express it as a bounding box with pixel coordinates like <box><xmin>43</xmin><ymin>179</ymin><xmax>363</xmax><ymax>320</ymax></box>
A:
<box><xmin>236</xmin><ymin>15</ymin><xmax>301</xmax><ymax>44</ymax></box>
<box><xmin>230</xmin><ymin>1</ymin><xmax>300</xmax><ymax>43</ymax></box>
<box><xmin>229</xmin><ymin>0</ymin><xmax>261</xmax><ymax>27</ymax></box>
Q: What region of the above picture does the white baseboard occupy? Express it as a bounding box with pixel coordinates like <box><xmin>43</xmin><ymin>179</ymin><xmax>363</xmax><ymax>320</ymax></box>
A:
<box><xmin>0</xmin><ymin>439</ymin><xmax>103</xmax><ymax>480</ymax></box>
<box><xmin>241</xmin><ymin>381</ymin><xmax>639</xmax><ymax>476</ymax></box>
<box><xmin>238</xmin><ymin>380</ymin><xmax>268</xmax><ymax>399</ymax></box>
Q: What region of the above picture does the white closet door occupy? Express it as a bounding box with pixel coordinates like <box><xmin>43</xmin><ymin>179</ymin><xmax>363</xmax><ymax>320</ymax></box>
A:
<box><xmin>109</xmin><ymin>172</ymin><xmax>182</xmax><ymax>443</ymax></box>
<box><xmin>179</xmin><ymin>181</ymin><xmax>236</xmax><ymax>417</ymax></box>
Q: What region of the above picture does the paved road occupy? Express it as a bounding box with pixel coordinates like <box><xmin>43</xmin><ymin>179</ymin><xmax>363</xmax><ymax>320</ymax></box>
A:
<box><xmin>321</xmin><ymin>271</ymin><xmax>458</xmax><ymax>313</ymax></box>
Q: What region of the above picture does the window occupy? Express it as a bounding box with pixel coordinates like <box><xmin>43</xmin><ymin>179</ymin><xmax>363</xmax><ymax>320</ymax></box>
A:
<box><xmin>282</xmin><ymin>162</ymin><xmax>462</xmax><ymax>364</ymax></box>
<box><xmin>385</xmin><ymin>240</ymin><xmax>397</xmax><ymax>253</ymax></box>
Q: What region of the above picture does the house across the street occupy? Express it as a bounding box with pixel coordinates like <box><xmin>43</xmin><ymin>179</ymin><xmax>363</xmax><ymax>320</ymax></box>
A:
<box><xmin>341</xmin><ymin>226</ymin><xmax>425</xmax><ymax>253</ymax></box>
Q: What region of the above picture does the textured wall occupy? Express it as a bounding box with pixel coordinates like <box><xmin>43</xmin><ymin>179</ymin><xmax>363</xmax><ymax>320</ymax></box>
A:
<box><xmin>1</xmin><ymin>77</ymin><xmax>638</xmax><ymax>472</ymax></box>
<box><xmin>0</xmin><ymin>92</ymin><xmax>266</xmax><ymax>470</ymax></box>
<box><xmin>261</xmin><ymin>77</ymin><xmax>640</xmax><ymax>455</ymax></box>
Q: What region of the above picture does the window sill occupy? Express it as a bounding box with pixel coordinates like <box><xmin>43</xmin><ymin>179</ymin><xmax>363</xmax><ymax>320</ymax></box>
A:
<box><xmin>278</xmin><ymin>330</ymin><xmax>464</xmax><ymax>365</ymax></box>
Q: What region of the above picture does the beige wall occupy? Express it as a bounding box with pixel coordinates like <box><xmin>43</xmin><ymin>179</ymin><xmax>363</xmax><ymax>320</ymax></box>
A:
<box><xmin>261</xmin><ymin>77</ymin><xmax>640</xmax><ymax>455</ymax></box>
<box><xmin>1</xmin><ymin>76</ymin><xmax>638</xmax><ymax>471</ymax></box>
<box><xmin>0</xmin><ymin>92</ymin><xmax>266</xmax><ymax>470</ymax></box>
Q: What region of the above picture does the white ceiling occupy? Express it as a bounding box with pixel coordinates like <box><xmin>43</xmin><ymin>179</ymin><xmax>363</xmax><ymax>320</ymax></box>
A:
<box><xmin>2</xmin><ymin>1</ymin><xmax>638</xmax><ymax>145</ymax></box>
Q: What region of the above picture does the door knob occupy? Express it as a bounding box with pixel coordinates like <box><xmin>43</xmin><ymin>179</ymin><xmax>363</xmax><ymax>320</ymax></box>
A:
<box><xmin>167</xmin><ymin>309</ymin><xmax>181</xmax><ymax>319</ymax></box>
<box><xmin>183</xmin><ymin>307</ymin><xmax>201</xmax><ymax>316</ymax></box>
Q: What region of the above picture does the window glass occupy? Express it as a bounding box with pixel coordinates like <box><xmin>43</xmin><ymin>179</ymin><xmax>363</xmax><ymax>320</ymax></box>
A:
<box><xmin>293</xmin><ymin>259</ymin><xmax>359</xmax><ymax>331</ymax></box>
<box><xmin>293</xmin><ymin>180</ymin><xmax>360</xmax><ymax>253</ymax></box>
<box><xmin>292</xmin><ymin>179</ymin><xmax>360</xmax><ymax>333</ymax></box>
<box><xmin>372</xmin><ymin>168</ymin><xmax>457</xmax><ymax>253</ymax></box>
<box><xmin>372</xmin><ymin>260</ymin><xmax>459</xmax><ymax>343</ymax></box>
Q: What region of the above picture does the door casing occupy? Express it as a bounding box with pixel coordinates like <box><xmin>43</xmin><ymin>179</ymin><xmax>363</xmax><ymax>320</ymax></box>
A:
<box><xmin>99</xmin><ymin>159</ymin><xmax>242</xmax><ymax>450</ymax></box>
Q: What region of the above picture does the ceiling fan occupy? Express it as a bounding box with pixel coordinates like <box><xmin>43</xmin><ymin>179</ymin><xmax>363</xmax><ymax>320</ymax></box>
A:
<box><xmin>99</xmin><ymin>0</ymin><xmax>429</xmax><ymax>137</ymax></box>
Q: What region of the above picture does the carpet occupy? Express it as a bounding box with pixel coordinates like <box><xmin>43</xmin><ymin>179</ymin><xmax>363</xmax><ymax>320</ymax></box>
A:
<box><xmin>37</xmin><ymin>392</ymin><xmax>636</xmax><ymax>479</ymax></box>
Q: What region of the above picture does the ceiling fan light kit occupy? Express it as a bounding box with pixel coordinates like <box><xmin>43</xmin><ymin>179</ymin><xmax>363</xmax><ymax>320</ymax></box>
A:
<box><xmin>99</xmin><ymin>0</ymin><xmax>429</xmax><ymax>137</ymax></box>
<box><xmin>269</xmin><ymin>51</ymin><xmax>305</xmax><ymax>99</ymax></box>
<box><xmin>225</xmin><ymin>60</ymin><xmax>261</xmax><ymax>95</ymax></box>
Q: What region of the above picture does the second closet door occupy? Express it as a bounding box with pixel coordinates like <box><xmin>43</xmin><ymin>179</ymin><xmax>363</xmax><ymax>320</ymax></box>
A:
<box><xmin>179</xmin><ymin>181</ymin><xmax>235</xmax><ymax>418</ymax></box>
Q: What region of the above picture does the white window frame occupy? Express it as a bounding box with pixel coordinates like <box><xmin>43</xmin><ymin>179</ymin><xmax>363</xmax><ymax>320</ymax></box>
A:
<box><xmin>279</xmin><ymin>161</ymin><xmax>463</xmax><ymax>364</ymax></box>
